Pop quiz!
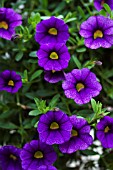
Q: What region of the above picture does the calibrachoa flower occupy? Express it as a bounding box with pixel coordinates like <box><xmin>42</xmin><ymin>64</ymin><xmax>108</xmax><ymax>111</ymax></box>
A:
<box><xmin>0</xmin><ymin>145</ymin><xmax>22</xmax><ymax>170</ymax></box>
<box><xmin>79</xmin><ymin>16</ymin><xmax>113</xmax><ymax>49</ymax></box>
<box><xmin>35</xmin><ymin>16</ymin><xmax>69</xmax><ymax>44</ymax></box>
<box><xmin>38</xmin><ymin>165</ymin><xmax>57</xmax><ymax>170</ymax></box>
<box><xmin>94</xmin><ymin>0</ymin><xmax>113</xmax><ymax>11</ymax></box>
<box><xmin>20</xmin><ymin>140</ymin><xmax>57</xmax><ymax>170</ymax></box>
<box><xmin>59</xmin><ymin>115</ymin><xmax>93</xmax><ymax>154</ymax></box>
<box><xmin>62</xmin><ymin>68</ymin><xmax>102</xmax><ymax>105</ymax></box>
<box><xmin>37</xmin><ymin>110</ymin><xmax>72</xmax><ymax>145</ymax></box>
<box><xmin>0</xmin><ymin>8</ymin><xmax>22</xmax><ymax>40</ymax></box>
<box><xmin>96</xmin><ymin>116</ymin><xmax>113</xmax><ymax>148</ymax></box>
<box><xmin>37</xmin><ymin>43</ymin><xmax>70</xmax><ymax>71</ymax></box>
<box><xmin>0</xmin><ymin>70</ymin><xmax>22</xmax><ymax>93</ymax></box>
<box><xmin>44</xmin><ymin>70</ymin><xmax>65</xmax><ymax>83</ymax></box>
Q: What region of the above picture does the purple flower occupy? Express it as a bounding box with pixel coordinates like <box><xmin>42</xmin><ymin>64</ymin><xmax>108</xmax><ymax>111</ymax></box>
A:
<box><xmin>0</xmin><ymin>70</ymin><xmax>22</xmax><ymax>93</ymax></box>
<box><xmin>0</xmin><ymin>145</ymin><xmax>22</xmax><ymax>170</ymax></box>
<box><xmin>37</xmin><ymin>43</ymin><xmax>70</xmax><ymax>71</ymax></box>
<box><xmin>59</xmin><ymin>116</ymin><xmax>93</xmax><ymax>154</ymax></box>
<box><xmin>94</xmin><ymin>0</ymin><xmax>113</xmax><ymax>11</ymax></box>
<box><xmin>38</xmin><ymin>165</ymin><xmax>57</xmax><ymax>170</ymax></box>
<box><xmin>37</xmin><ymin>110</ymin><xmax>72</xmax><ymax>145</ymax></box>
<box><xmin>44</xmin><ymin>70</ymin><xmax>65</xmax><ymax>83</ymax></box>
<box><xmin>20</xmin><ymin>140</ymin><xmax>57</xmax><ymax>170</ymax></box>
<box><xmin>96</xmin><ymin>116</ymin><xmax>113</xmax><ymax>148</ymax></box>
<box><xmin>35</xmin><ymin>16</ymin><xmax>69</xmax><ymax>44</ymax></box>
<box><xmin>0</xmin><ymin>8</ymin><xmax>22</xmax><ymax>40</ymax></box>
<box><xmin>62</xmin><ymin>68</ymin><xmax>102</xmax><ymax>105</ymax></box>
<box><xmin>79</xmin><ymin>16</ymin><xmax>113</xmax><ymax>49</ymax></box>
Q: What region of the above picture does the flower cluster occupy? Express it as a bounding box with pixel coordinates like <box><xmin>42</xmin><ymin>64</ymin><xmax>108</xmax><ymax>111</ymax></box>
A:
<box><xmin>35</xmin><ymin>16</ymin><xmax>70</xmax><ymax>83</ymax></box>
<box><xmin>37</xmin><ymin>109</ymin><xmax>93</xmax><ymax>154</ymax></box>
<box><xmin>1</xmin><ymin>1</ymin><xmax>113</xmax><ymax>169</ymax></box>
<box><xmin>1</xmin><ymin>114</ymin><xmax>113</xmax><ymax>170</ymax></box>
<box><xmin>0</xmin><ymin>7</ymin><xmax>22</xmax><ymax>94</ymax></box>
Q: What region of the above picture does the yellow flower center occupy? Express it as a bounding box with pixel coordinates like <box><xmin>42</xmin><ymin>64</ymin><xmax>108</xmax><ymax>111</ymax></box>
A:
<box><xmin>0</xmin><ymin>21</ymin><xmax>8</xmax><ymax>30</ymax></box>
<box><xmin>52</xmin><ymin>70</ymin><xmax>56</xmax><ymax>73</ymax></box>
<box><xmin>76</xmin><ymin>83</ymin><xmax>85</xmax><ymax>92</ymax></box>
<box><xmin>34</xmin><ymin>151</ymin><xmax>43</xmax><ymax>159</ymax></box>
<box><xmin>94</xmin><ymin>30</ymin><xmax>103</xmax><ymax>39</ymax></box>
<box><xmin>50</xmin><ymin>122</ymin><xmax>59</xmax><ymax>130</ymax></box>
<box><xmin>10</xmin><ymin>154</ymin><xmax>17</xmax><ymax>160</ymax></box>
<box><xmin>104</xmin><ymin>126</ymin><xmax>110</xmax><ymax>133</ymax></box>
<box><xmin>8</xmin><ymin>80</ymin><xmax>14</xmax><ymax>86</ymax></box>
<box><xmin>71</xmin><ymin>129</ymin><xmax>78</xmax><ymax>137</ymax></box>
<box><xmin>48</xmin><ymin>28</ymin><xmax>57</xmax><ymax>35</ymax></box>
<box><xmin>50</xmin><ymin>52</ymin><xmax>59</xmax><ymax>60</ymax></box>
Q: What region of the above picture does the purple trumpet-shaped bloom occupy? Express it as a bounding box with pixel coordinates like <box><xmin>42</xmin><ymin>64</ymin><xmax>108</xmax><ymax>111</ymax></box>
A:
<box><xmin>0</xmin><ymin>8</ymin><xmax>22</xmax><ymax>40</ymax></box>
<box><xmin>94</xmin><ymin>0</ymin><xmax>113</xmax><ymax>11</ymax></box>
<box><xmin>0</xmin><ymin>70</ymin><xmax>22</xmax><ymax>93</ymax></box>
<box><xmin>38</xmin><ymin>165</ymin><xmax>57</xmax><ymax>170</ymax></box>
<box><xmin>79</xmin><ymin>16</ymin><xmax>113</xmax><ymax>49</ymax></box>
<box><xmin>37</xmin><ymin>43</ymin><xmax>70</xmax><ymax>71</ymax></box>
<box><xmin>44</xmin><ymin>70</ymin><xmax>65</xmax><ymax>83</ymax></box>
<box><xmin>35</xmin><ymin>16</ymin><xmax>69</xmax><ymax>44</ymax></box>
<box><xmin>37</xmin><ymin>110</ymin><xmax>72</xmax><ymax>145</ymax></box>
<box><xmin>20</xmin><ymin>140</ymin><xmax>57</xmax><ymax>170</ymax></box>
<box><xmin>59</xmin><ymin>115</ymin><xmax>93</xmax><ymax>154</ymax></box>
<box><xmin>62</xmin><ymin>68</ymin><xmax>102</xmax><ymax>105</ymax></box>
<box><xmin>0</xmin><ymin>145</ymin><xmax>22</xmax><ymax>170</ymax></box>
<box><xmin>96</xmin><ymin>116</ymin><xmax>113</xmax><ymax>148</ymax></box>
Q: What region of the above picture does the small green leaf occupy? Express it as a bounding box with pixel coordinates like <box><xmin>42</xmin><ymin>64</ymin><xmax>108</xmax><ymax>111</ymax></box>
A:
<box><xmin>30</xmin><ymin>70</ymin><xmax>43</xmax><ymax>81</ymax></box>
<box><xmin>91</xmin><ymin>98</ymin><xmax>97</xmax><ymax>113</ymax></box>
<box><xmin>99</xmin><ymin>9</ymin><xmax>107</xmax><ymax>16</ymax></box>
<box><xmin>15</xmin><ymin>52</ymin><xmax>23</xmax><ymax>61</ymax></box>
<box><xmin>22</xmin><ymin>69</ymin><xmax>28</xmax><ymax>83</ymax></box>
<box><xmin>29</xmin><ymin>110</ymin><xmax>41</xmax><ymax>116</ymax></box>
<box><xmin>77</xmin><ymin>6</ymin><xmax>85</xmax><ymax>18</ymax></box>
<box><xmin>103</xmin><ymin>3</ymin><xmax>111</xmax><ymax>14</ymax></box>
<box><xmin>65</xmin><ymin>17</ymin><xmax>76</xmax><ymax>23</ymax></box>
<box><xmin>29</xmin><ymin>51</ymin><xmax>37</xmax><ymax>57</ymax></box>
<box><xmin>49</xmin><ymin>94</ymin><xmax>60</xmax><ymax>108</ymax></box>
<box><xmin>76</xmin><ymin>47</ymin><xmax>86</xmax><ymax>53</ymax></box>
<box><xmin>34</xmin><ymin>121</ymin><xmax>38</xmax><ymax>128</ymax></box>
<box><xmin>0</xmin><ymin>122</ymin><xmax>18</xmax><ymax>129</ymax></box>
<box><xmin>72</xmin><ymin>55</ymin><xmax>82</xmax><ymax>69</ymax></box>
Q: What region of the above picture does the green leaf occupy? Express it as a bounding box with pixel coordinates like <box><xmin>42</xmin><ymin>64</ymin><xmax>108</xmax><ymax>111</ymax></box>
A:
<box><xmin>103</xmin><ymin>3</ymin><xmax>111</xmax><ymax>14</ymax></box>
<box><xmin>91</xmin><ymin>98</ymin><xmax>97</xmax><ymax>113</ymax></box>
<box><xmin>76</xmin><ymin>109</ymin><xmax>94</xmax><ymax>119</ymax></box>
<box><xmin>99</xmin><ymin>9</ymin><xmax>107</xmax><ymax>16</ymax></box>
<box><xmin>29</xmin><ymin>51</ymin><xmax>37</xmax><ymax>57</ymax></box>
<box><xmin>30</xmin><ymin>70</ymin><xmax>43</xmax><ymax>81</ymax></box>
<box><xmin>72</xmin><ymin>55</ymin><xmax>82</xmax><ymax>69</ymax></box>
<box><xmin>34</xmin><ymin>121</ymin><xmax>38</xmax><ymax>128</ymax></box>
<box><xmin>76</xmin><ymin>47</ymin><xmax>86</xmax><ymax>53</ymax></box>
<box><xmin>0</xmin><ymin>110</ymin><xmax>14</xmax><ymax>119</ymax></box>
<box><xmin>49</xmin><ymin>94</ymin><xmax>60</xmax><ymax>108</ymax></box>
<box><xmin>0</xmin><ymin>122</ymin><xmax>18</xmax><ymax>129</ymax></box>
<box><xmin>15</xmin><ymin>51</ymin><xmax>23</xmax><ymax>61</ymax></box>
<box><xmin>28</xmin><ymin>12</ymin><xmax>41</xmax><ymax>28</ymax></box>
<box><xmin>77</xmin><ymin>6</ymin><xmax>85</xmax><ymax>18</ymax></box>
<box><xmin>29</xmin><ymin>110</ymin><xmax>41</xmax><ymax>116</ymax></box>
<box><xmin>81</xmin><ymin>149</ymin><xmax>98</xmax><ymax>156</ymax></box>
<box><xmin>22</xmin><ymin>70</ymin><xmax>28</xmax><ymax>83</ymax></box>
